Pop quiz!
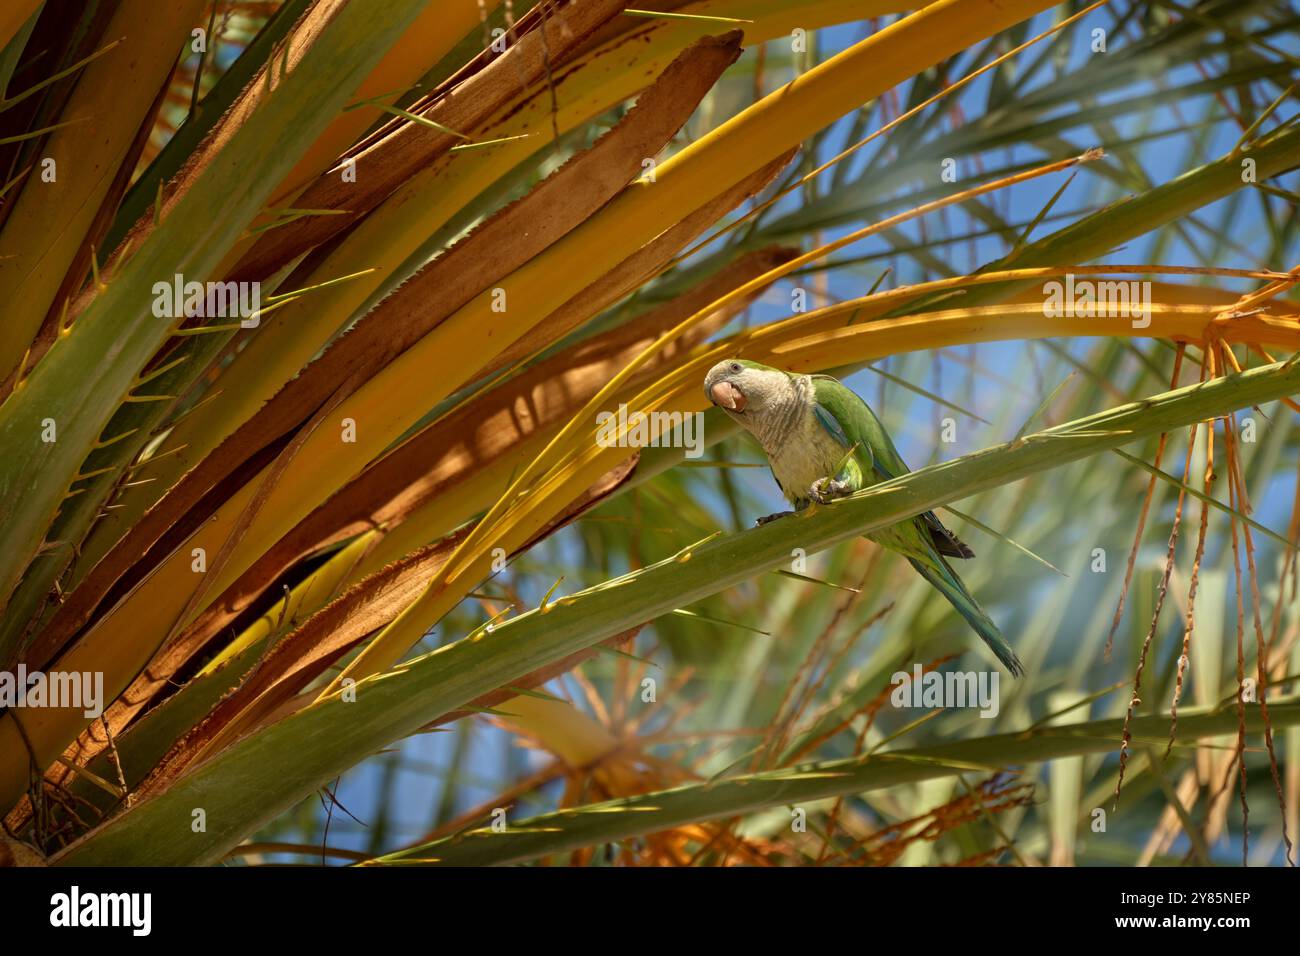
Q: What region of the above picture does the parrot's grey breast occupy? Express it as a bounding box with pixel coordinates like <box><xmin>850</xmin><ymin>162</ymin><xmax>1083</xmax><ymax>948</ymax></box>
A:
<box><xmin>748</xmin><ymin>374</ymin><xmax>846</xmax><ymax>505</ymax></box>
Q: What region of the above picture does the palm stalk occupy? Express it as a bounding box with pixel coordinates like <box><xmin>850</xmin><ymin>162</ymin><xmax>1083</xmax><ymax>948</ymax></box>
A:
<box><xmin>48</xmin><ymin>358</ymin><xmax>1300</xmax><ymax>864</ymax></box>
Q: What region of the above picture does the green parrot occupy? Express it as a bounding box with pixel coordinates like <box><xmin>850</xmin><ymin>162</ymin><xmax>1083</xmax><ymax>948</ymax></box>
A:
<box><xmin>703</xmin><ymin>358</ymin><xmax>1023</xmax><ymax>677</ymax></box>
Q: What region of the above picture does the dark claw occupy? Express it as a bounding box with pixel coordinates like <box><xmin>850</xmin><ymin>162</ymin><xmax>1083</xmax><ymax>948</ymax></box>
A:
<box><xmin>755</xmin><ymin>510</ymin><xmax>794</xmax><ymax>526</ymax></box>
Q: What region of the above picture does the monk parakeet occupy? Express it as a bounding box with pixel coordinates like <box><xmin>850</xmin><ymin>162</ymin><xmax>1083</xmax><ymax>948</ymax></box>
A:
<box><xmin>704</xmin><ymin>358</ymin><xmax>1023</xmax><ymax>676</ymax></box>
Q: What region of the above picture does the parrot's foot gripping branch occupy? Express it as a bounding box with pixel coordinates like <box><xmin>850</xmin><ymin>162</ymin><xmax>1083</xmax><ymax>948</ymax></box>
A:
<box><xmin>808</xmin><ymin>476</ymin><xmax>852</xmax><ymax>505</ymax></box>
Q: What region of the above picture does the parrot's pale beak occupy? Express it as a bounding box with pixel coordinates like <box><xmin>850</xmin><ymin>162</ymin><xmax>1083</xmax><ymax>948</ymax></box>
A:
<box><xmin>710</xmin><ymin>381</ymin><xmax>747</xmax><ymax>412</ymax></box>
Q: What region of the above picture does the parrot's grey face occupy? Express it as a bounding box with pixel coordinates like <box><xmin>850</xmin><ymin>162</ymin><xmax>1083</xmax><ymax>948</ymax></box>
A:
<box><xmin>703</xmin><ymin>360</ymin><xmax>788</xmax><ymax>423</ymax></box>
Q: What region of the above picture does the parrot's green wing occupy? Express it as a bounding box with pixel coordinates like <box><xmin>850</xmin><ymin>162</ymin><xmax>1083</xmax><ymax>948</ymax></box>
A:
<box><xmin>810</xmin><ymin>374</ymin><xmax>1023</xmax><ymax>677</ymax></box>
<box><xmin>811</xmin><ymin>374</ymin><xmax>921</xmax><ymax>482</ymax></box>
<box><xmin>811</xmin><ymin>376</ymin><xmax>972</xmax><ymax>559</ymax></box>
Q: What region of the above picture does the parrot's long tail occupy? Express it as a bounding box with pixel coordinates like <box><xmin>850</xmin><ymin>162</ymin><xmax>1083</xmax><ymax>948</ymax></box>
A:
<box><xmin>907</xmin><ymin>556</ymin><xmax>1024</xmax><ymax>677</ymax></box>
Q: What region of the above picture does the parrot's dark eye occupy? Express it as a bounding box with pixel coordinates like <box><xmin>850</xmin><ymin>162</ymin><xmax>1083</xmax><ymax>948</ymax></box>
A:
<box><xmin>729</xmin><ymin>362</ymin><xmax>742</xmax><ymax>373</ymax></box>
